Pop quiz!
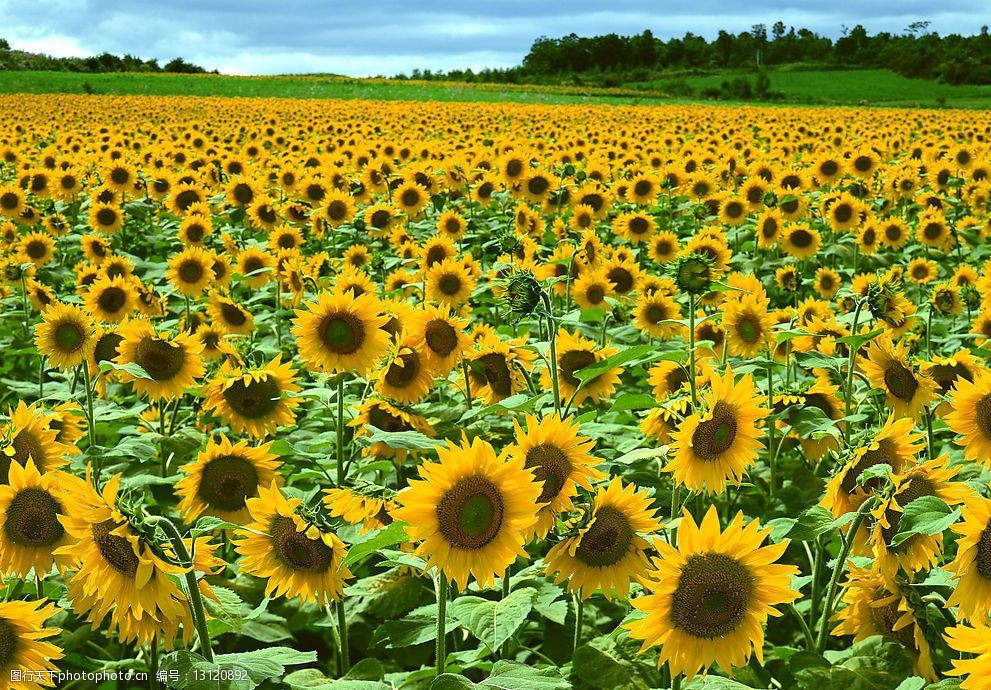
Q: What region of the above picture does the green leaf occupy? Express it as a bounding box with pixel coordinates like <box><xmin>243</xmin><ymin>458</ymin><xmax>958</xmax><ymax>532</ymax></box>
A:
<box><xmin>357</xmin><ymin>426</ymin><xmax>438</xmax><ymax>451</ymax></box>
<box><xmin>572</xmin><ymin>637</ymin><xmax>646</xmax><ymax>690</ymax></box>
<box><xmin>573</xmin><ymin>345</ymin><xmax>660</xmax><ymax>384</ymax></box>
<box><xmin>610</xmin><ymin>393</ymin><xmax>658</xmax><ymax>412</ymax></box>
<box><xmin>283</xmin><ymin>668</ymin><xmax>389</xmax><ymax>690</ymax></box>
<box><xmin>99</xmin><ymin>359</ymin><xmax>153</xmax><ymax>379</ymax></box>
<box><xmin>769</xmin><ymin>506</ymin><xmax>856</xmax><ymax>542</ymax></box>
<box><xmin>478</xmin><ymin>661</ymin><xmax>570</xmax><ymax>690</ymax></box>
<box><xmin>890</xmin><ymin>496</ymin><xmax>961</xmax><ymax>547</ymax></box>
<box><xmin>794</xmin><ymin>636</ymin><xmax>915</xmax><ymax>690</ymax></box>
<box><xmin>612</xmin><ymin>446</ymin><xmax>668</xmax><ymax>465</ymax></box>
<box><xmin>696</xmin><ymin>679</ymin><xmax>756</xmax><ymax>689</ymax></box>
<box><xmin>431</xmin><ymin>675</ymin><xmax>478</xmax><ymax>690</ymax></box>
<box><xmin>894</xmin><ymin>679</ymin><xmax>926</xmax><ymax>690</ymax></box>
<box><xmin>449</xmin><ymin>588</ymin><xmax>537</xmax><ymax>653</ymax></box>
<box><xmin>836</xmin><ymin>327</ymin><xmax>885</xmax><ymax>352</ymax></box>
<box><xmin>374</xmin><ymin>603</ymin><xmax>459</xmax><ymax>648</ymax></box>
<box><xmin>214</xmin><ymin>647</ymin><xmax>317</xmax><ymax>683</ymax></box>
<box><xmin>342</xmin><ymin>521</ymin><xmax>410</xmax><ymax>566</ymax></box>
<box><xmin>856</xmin><ymin>463</ymin><xmax>892</xmax><ymax>488</ymax></box>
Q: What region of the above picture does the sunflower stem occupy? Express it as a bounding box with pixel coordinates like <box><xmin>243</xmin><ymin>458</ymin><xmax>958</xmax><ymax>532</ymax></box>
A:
<box><xmin>461</xmin><ymin>359</ymin><xmax>473</xmax><ymax>411</ymax></box>
<box><xmin>158</xmin><ymin>399</ymin><xmax>169</xmax><ymax>477</ymax></box>
<box><xmin>146</xmin><ymin>517</ymin><xmax>214</xmax><ymax>663</ymax></box>
<box><xmin>814</xmin><ymin>501</ymin><xmax>872</xmax><ymax>653</ymax></box>
<box><xmin>337</xmin><ymin>599</ymin><xmax>350</xmax><ymax>675</ymax></box>
<box><xmin>542</xmin><ymin>292</ymin><xmax>562</xmax><ymax>416</ymax></box>
<box><xmin>35</xmin><ymin>575</ymin><xmax>43</xmax><ymax>600</ymax></box>
<box><xmin>842</xmin><ymin>299</ymin><xmax>866</xmax><ymax>448</ymax></box>
<box><xmin>572</xmin><ymin>592</ymin><xmax>584</xmax><ymax>651</ymax></box>
<box><xmin>148</xmin><ymin>637</ymin><xmax>159</xmax><ymax>690</ymax></box>
<box><xmin>672</xmin><ymin>672</ymin><xmax>682</xmax><ymax>690</ymax></box>
<box><xmin>925</xmin><ymin>406</ymin><xmax>935</xmax><ymax>460</ymax></box>
<box><xmin>788</xmin><ymin>603</ymin><xmax>815</xmax><ymax>650</ymax></box>
<box><xmin>38</xmin><ymin>355</ymin><xmax>45</xmax><ymax>400</ymax></box>
<box><xmin>687</xmin><ymin>295</ymin><xmax>697</xmax><ymax>407</ymax></box>
<box><xmin>765</xmin><ymin>359</ymin><xmax>776</xmax><ymax>500</ymax></box>
<box><xmin>435</xmin><ymin>574</ymin><xmax>448</xmax><ymax>677</ymax></box>
<box><xmin>80</xmin><ymin>364</ymin><xmax>98</xmax><ymax>479</ymax></box>
<box><xmin>336</xmin><ymin>375</ymin><xmax>347</xmax><ymax>487</ymax></box>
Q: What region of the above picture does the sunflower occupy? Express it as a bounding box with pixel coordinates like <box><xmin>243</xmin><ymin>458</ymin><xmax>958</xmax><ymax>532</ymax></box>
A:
<box><xmin>821</xmin><ymin>414</ymin><xmax>925</xmax><ymax>517</ymax></box>
<box><xmin>861</xmin><ymin>333</ymin><xmax>936</xmax><ymax>420</ymax></box>
<box><xmin>394</xmin><ymin>181</ymin><xmax>430</xmax><ymax>216</ymax></box>
<box><xmin>206</xmin><ymin>293</ymin><xmax>255</xmax><ymax>335</ymax></box>
<box><xmin>543</xmin><ymin>328</ymin><xmax>622</xmax><ymax>407</ymax></box>
<box><xmin>722</xmin><ymin>294</ymin><xmax>773</xmax><ymax>358</ymax></box>
<box><xmin>85</xmin><ymin>274</ymin><xmax>137</xmax><ymax>323</ymax></box>
<box><xmin>406</xmin><ymin>304</ymin><xmax>469</xmax><ymax>374</ymax></box>
<box><xmin>292</xmin><ymin>289</ymin><xmax>390</xmax><ymax>375</ymax></box>
<box><xmin>393</xmin><ymin>435</ymin><xmax>541</xmax><ymax>590</ymax></box>
<box><xmin>466</xmin><ymin>336</ymin><xmax>534</xmax><ymax>405</ymax></box>
<box><xmin>178</xmin><ymin>213</ymin><xmax>212</xmax><ymax>245</ymax></box>
<box><xmin>545</xmin><ymin>477</ymin><xmax>661</xmax><ymax>600</ymax></box>
<box><xmin>375</xmin><ymin>333</ymin><xmax>435</xmax><ymax>405</ymax></box>
<box><xmin>0</xmin><ymin>458</ymin><xmax>81</xmax><ymax>578</ymax></box>
<box><xmin>906</xmin><ymin>258</ymin><xmax>938</xmax><ymax>285</ymax></box>
<box><xmin>832</xmin><ymin>564</ymin><xmax>934</xmax><ymax>681</ymax></box>
<box><xmin>0</xmin><ymin>402</ymin><xmax>69</xmax><ymax>485</ymax></box>
<box><xmin>45</xmin><ymin>401</ymin><xmax>85</xmax><ymax>449</ymax></box>
<box><xmin>350</xmin><ymin>398</ymin><xmax>435</xmax><ymax>464</ymax></box>
<box><xmin>649</xmin><ymin>231</ymin><xmax>680</xmax><ymax>264</ymax></box>
<box><xmin>0</xmin><ymin>184</ymin><xmax>26</xmax><ymax>218</ymax></box>
<box><xmin>813</xmin><ymin>267</ymin><xmax>842</xmax><ymax>299</ymax></box>
<box><xmin>88</xmin><ymin>202</ymin><xmax>124</xmax><ymax>234</ymax></box>
<box><xmin>944</xmin><ymin>369</ymin><xmax>991</xmax><ymax>465</ymax></box>
<box><xmin>870</xmin><ymin>456</ymin><xmax>970</xmax><ymax>578</ymax></box>
<box><xmin>666</xmin><ymin>366</ymin><xmax>767</xmax><ymax>494</ymax></box>
<box><xmin>572</xmin><ymin>270</ymin><xmax>614</xmax><ymax>312</ymax></box>
<box><xmin>166</xmin><ymin>246</ymin><xmax>215</xmax><ymax>298</ymax></box>
<box><xmin>0</xmin><ymin>599</ymin><xmax>62</xmax><ymax>689</ymax></box>
<box><xmin>633</xmin><ymin>291</ymin><xmax>684</xmax><ymax>339</ymax></box>
<box><xmin>779</xmin><ymin>224</ymin><xmax>821</xmax><ymax>259</ymax></box>
<box><xmin>235</xmin><ymin>246</ymin><xmax>274</xmax><ymax>289</ymax></box>
<box><xmin>335</xmin><ymin>264</ymin><xmax>377</xmax><ymax>297</ymax></box>
<box><xmin>929</xmin><ymin>282</ymin><xmax>962</xmax><ymax>317</ymax></box>
<box><xmin>425</xmin><ymin>257</ymin><xmax>476</xmax><ymax>306</ymax></box>
<box><xmin>943</xmin><ymin>492</ymin><xmax>991</xmax><ymax>623</ymax></box>
<box><xmin>34</xmin><ymin>302</ymin><xmax>96</xmax><ymax>371</ymax></box>
<box><xmin>916</xmin><ymin>208</ymin><xmax>951</xmax><ymax>250</ymax></box>
<box><xmin>625</xmin><ymin>506</ymin><xmax>799</xmax><ymax>680</ymax></box>
<box><xmin>506</xmin><ymin>414</ymin><xmax>605</xmax><ymax>540</ymax></box>
<box><xmin>19</xmin><ymin>231</ymin><xmax>55</xmax><ymax>266</ymax></box>
<box><xmin>324</xmin><ymin>487</ymin><xmax>397</xmax><ymax>534</ymax></box>
<box><xmin>56</xmin><ymin>473</ymin><xmax>217</xmax><ymax>648</ymax></box>
<box><xmin>116</xmin><ymin>319</ymin><xmax>205</xmax><ymax>400</ymax></box>
<box><xmin>613</xmin><ymin>211</ymin><xmax>656</xmax><ymax>244</ymax></box>
<box><xmin>203</xmin><ymin>354</ymin><xmax>300</xmax><ymax>438</ymax></box>
<box><xmin>176</xmin><ymin>434</ymin><xmax>282</xmax><ymax>524</ymax></box>
<box><xmin>945</xmin><ymin>621</ymin><xmax>991</xmax><ymax>689</ymax></box>
<box><xmin>878</xmin><ymin>218</ymin><xmax>910</xmax><ymax>249</ymax></box>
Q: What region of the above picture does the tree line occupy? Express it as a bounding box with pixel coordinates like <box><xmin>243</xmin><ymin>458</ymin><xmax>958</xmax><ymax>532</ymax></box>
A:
<box><xmin>401</xmin><ymin>23</ymin><xmax>991</xmax><ymax>86</ymax></box>
<box><xmin>0</xmin><ymin>38</ymin><xmax>211</xmax><ymax>74</ymax></box>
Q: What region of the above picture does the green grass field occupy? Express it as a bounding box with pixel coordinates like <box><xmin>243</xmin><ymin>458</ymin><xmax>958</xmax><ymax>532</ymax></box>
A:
<box><xmin>0</xmin><ymin>68</ymin><xmax>988</xmax><ymax>108</ymax></box>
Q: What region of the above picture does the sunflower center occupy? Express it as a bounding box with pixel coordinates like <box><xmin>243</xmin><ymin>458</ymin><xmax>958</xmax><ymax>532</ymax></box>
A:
<box><xmin>881</xmin><ymin>477</ymin><xmax>935</xmax><ymax>548</ymax></box>
<box><xmin>54</xmin><ymin>321</ymin><xmax>85</xmax><ymax>351</ymax></box>
<box><xmin>559</xmin><ymin>349</ymin><xmax>597</xmax><ymax>388</ymax></box>
<box><xmin>670</xmin><ymin>552</ymin><xmax>754</xmax><ymax>639</ymax></box>
<box><xmin>438</xmin><ymin>273</ymin><xmax>462</xmax><ymax>296</ymax></box>
<box><xmin>368</xmin><ymin>405</ymin><xmax>408</xmax><ymax>432</ymax></box>
<box><xmin>25</xmin><ymin>240</ymin><xmax>47</xmax><ymax>259</ymax></box>
<box><xmin>94</xmin><ymin>332</ymin><xmax>124</xmax><ymax>364</ymax></box>
<box><xmin>633</xmin><ymin>180</ymin><xmax>652</xmax><ymax>197</ymax></box>
<box><xmin>871</xmin><ymin>602</ymin><xmax>916</xmax><ymax>648</ymax></box>
<box><xmin>400</xmin><ymin>189</ymin><xmax>421</xmax><ymax>208</ymax></box>
<box><xmin>821</xmin><ymin>161</ymin><xmax>839</xmax><ymax>176</ymax></box>
<box><xmin>854</xmin><ymin>156</ymin><xmax>873</xmax><ymax>172</ymax></box>
<box><xmin>883</xmin><ymin>364</ymin><xmax>918</xmax><ymax>402</ymax></box>
<box><xmin>974</xmin><ymin>522</ymin><xmax>991</xmax><ymax>580</ymax></box>
<box><xmin>327</xmin><ymin>200</ymin><xmax>348</xmax><ymax>221</ymax></box>
<box><xmin>96</xmin><ymin>208</ymin><xmax>118</xmax><ymax>227</ymax></box>
<box><xmin>196</xmin><ymin>454</ymin><xmax>259</xmax><ymax>512</ymax></box>
<box><xmin>98</xmin><ymin>287</ymin><xmax>127</xmax><ymax>313</ymax></box>
<box><xmin>384</xmin><ymin>351</ymin><xmax>421</xmax><ymax>389</ymax></box>
<box><xmin>92</xmin><ymin>519</ymin><xmax>139</xmax><ymax>578</ymax></box>
<box><xmin>629</xmin><ymin>216</ymin><xmax>649</xmax><ymax>235</ymax></box>
<box><xmin>524</xmin><ymin>444</ymin><xmax>573</xmax><ymax>503</ymax></box>
<box><xmin>134</xmin><ymin>336</ymin><xmax>186</xmax><ymax>381</ymax></box>
<box><xmin>222</xmin><ymin>376</ymin><xmax>281</xmax><ymax>420</ymax></box>
<box><xmin>436</xmin><ymin>475</ymin><xmax>505</xmax><ymax>550</ymax></box>
<box><xmin>9</xmin><ymin>431</ymin><xmax>45</xmax><ymax>474</ymax></box>
<box><xmin>0</xmin><ymin>617</ymin><xmax>16</xmax><ymax>669</ymax></box>
<box><xmin>585</xmin><ymin>286</ymin><xmax>605</xmax><ymax>305</ymax></box>
<box><xmin>645</xmin><ymin>304</ymin><xmax>667</xmax><ymax>324</ymax></box>
<box><xmin>691</xmin><ymin>401</ymin><xmax>738</xmax><ymax>460</ymax></box>
<box><xmin>4</xmin><ymin>487</ymin><xmax>64</xmax><ymax>547</ymax></box>
<box><xmin>607</xmin><ymin>267</ymin><xmax>634</xmax><ymax>294</ymax></box>
<box><xmin>790</xmin><ymin>229</ymin><xmax>813</xmax><ymax>248</ymax></box>
<box><xmin>474</xmin><ymin>353</ymin><xmax>513</xmax><ymax>397</ymax></box>
<box><xmin>0</xmin><ymin>192</ymin><xmax>19</xmax><ymax>210</ymax></box>
<box><xmin>320</xmin><ymin>312</ymin><xmax>364</xmax><ymax>354</ymax></box>
<box><xmin>572</xmin><ymin>506</ymin><xmax>634</xmax><ymax>567</ymax></box>
<box><xmin>737</xmin><ymin>316</ymin><xmax>760</xmax><ymax>343</ymax></box>
<box><xmin>220</xmin><ymin>302</ymin><xmax>247</xmax><ymax>327</ymax></box>
<box><xmin>179</xmin><ymin>260</ymin><xmax>203</xmax><ymax>283</ymax></box>
<box><xmin>976</xmin><ymin>394</ymin><xmax>991</xmax><ymax>441</ymax></box>
<box><xmin>425</xmin><ymin>319</ymin><xmax>458</xmax><ymax>357</ymax></box>
<box><xmin>834</xmin><ymin>204</ymin><xmax>853</xmax><ymax>223</ymax></box>
<box><xmin>506</xmin><ymin>160</ymin><xmax>523</xmax><ymax>178</ymax></box>
<box><xmin>232</xmin><ymin>183</ymin><xmax>253</xmax><ymax>205</ymax></box>
<box><xmin>270</xmin><ymin>516</ymin><xmax>334</xmax><ymax>572</ymax></box>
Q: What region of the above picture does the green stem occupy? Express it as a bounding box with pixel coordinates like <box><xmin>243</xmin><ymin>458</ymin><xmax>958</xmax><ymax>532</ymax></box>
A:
<box><xmin>158</xmin><ymin>399</ymin><xmax>169</xmax><ymax>477</ymax></box>
<box><xmin>501</xmin><ymin>568</ymin><xmax>511</xmax><ymax>659</ymax></box>
<box><xmin>687</xmin><ymin>295</ymin><xmax>697</xmax><ymax>407</ymax></box>
<box><xmin>815</xmin><ymin>504</ymin><xmax>871</xmax><ymax>653</ymax></box>
<box><xmin>543</xmin><ymin>293</ymin><xmax>561</xmax><ymax>416</ymax></box>
<box><xmin>337</xmin><ymin>600</ymin><xmax>350</xmax><ymax>675</ymax></box>
<box><xmin>337</xmin><ymin>375</ymin><xmax>346</xmax><ymax>487</ymax></box>
<box><xmin>38</xmin><ymin>355</ymin><xmax>45</xmax><ymax>400</ymax></box>
<box><xmin>149</xmin><ymin>637</ymin><xmax>159</xmax><ymax>690</ymax></box>
<box><xmin>925</xmin><ymin>407</ymin><xmax>935</xmax><ymax>460</ymax></box>
<box><xmin>766</xmin><ymin>359</ymin><xmax>776</xmax><ymax>499</ymax></box>
<box><xmin>788</xmin><ymin>603</ymin><xmax>815</xmax><ymax>650</ymax></box>
<box><xmin>35</xmin><ymin>575</ymin><xmax>44</xmax><ymax>600</ymax></box>
<box><xmin>573</xmin><ymin>592</ymin><xmax>584</xmax><ymax>651</ymax></box>
<box><xmin>436</xmin><ymin>575</ymin><xmax>448</xmax><ymax>677</ymax></box>
<box><xmin>843</xmin><ymin>299</ymin><xmax>865</xmax><ymax>448</ymax></box>
<box><xmin>80</xmin><ymin>364</ymin><xmax>98</xmax><ymax>481</ymax></box>
<box><xmin>462</xmin><ymin>360</ymin><xmax>473</xmax><ymax>411</ymax></box>
<box><xmin>147</xmin><ymin>517</ymin><xmax>214</xmax><ymax>662</ymax></box>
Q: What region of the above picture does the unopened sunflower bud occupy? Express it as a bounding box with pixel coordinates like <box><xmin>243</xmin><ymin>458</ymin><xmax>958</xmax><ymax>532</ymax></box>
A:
<box><xmin>671</xmin><ymin>253</ymin><xmax>715</xmax><ymax>295</ymax></box>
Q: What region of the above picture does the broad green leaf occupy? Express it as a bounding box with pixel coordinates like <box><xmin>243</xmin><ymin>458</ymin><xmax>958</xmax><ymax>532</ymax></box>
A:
<box><xmin>358</xmin><ymin>426</ymin><xmax>438</xmax><ymax>451</ymax></box>
<box><xmin>478</xmin><ymin>661</ymin><xmax>570</xmax><ymax>690</ymax></box>
<box><xmin>769</xmin><ymin>506</ymin><xmax>856</xmax><ymax>542</ymax></box>
<box><xmin>431</xmin><ymin>675</ymin><xmax>478</xmax><ymax>690</ymax></box>
<box><xmin>343</xmin><ymin>521</ymin><xmax>410</xmax><ymax>566</ymax></box>
<box><xmin>890</xmin><ymin>496</ymin><xmax>961</xmax><ymax>547</ymax></box>
<box><xmin>449</xmin><ymin>587</ymin><xmax>537</xmax><ymax>653</ymax></box>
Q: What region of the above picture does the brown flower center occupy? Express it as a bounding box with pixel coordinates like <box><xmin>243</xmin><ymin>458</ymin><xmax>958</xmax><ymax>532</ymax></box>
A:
<box><xmin>691</xmin><ymin>401</ymin><xmax>738</xmax><ymax>460</ymax></box>
<box><xmin>436</xmin><ymin>475</ymin><xmax>505</xmax><ymax>550</ymax></box>
<box><xmin>670</xmin><ymin>553</ymin><xmax>754</xmax><ymax>639</ymax></box>
<box><xmin>197</xmin><ymin>454</ymin><xmax>259</xmax><ymax>512</ymax></box>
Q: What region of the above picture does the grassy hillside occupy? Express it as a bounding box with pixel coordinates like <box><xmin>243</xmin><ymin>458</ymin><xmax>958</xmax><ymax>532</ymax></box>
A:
<box><xmin>0</xmin><ymin>68</ymin><xmax>988</xmax><ymax>108</ymax></box>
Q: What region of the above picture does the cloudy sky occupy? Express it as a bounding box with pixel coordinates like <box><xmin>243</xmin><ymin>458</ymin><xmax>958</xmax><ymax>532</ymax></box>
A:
<box><xmin>0</xmin><ymin>1</ymin><xmax>984</xmax><ymax>76</ymax></box>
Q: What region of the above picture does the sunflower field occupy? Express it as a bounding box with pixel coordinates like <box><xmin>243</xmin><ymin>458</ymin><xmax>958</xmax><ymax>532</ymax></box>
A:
<box><xmin>0</xmin><ymin>93</ymin><xmax>990</xmax><ymax>690</ymax></box>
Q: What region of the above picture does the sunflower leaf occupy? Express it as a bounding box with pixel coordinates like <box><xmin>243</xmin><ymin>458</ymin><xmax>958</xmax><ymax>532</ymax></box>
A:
<box><xmin>358</xmin><ymin>426</ymin><xmax>438</xmax><ymax>451</ymax></box>
<box><xmin>479</xmin><ymin>661</ymin><xmax>570</xmax><ymax>690</ymax></box>
<box><xmin>342</xmin><ymin>521</ymin><xmax>410</xmax><ymax>567</ymax></box>
<box><xmin>100</xmin><ymin>359</ymin><xmax>153</xmax><ymax>379</ymax></box>
<box><xmin>890</xmin><ymin>496</ymin><xmax>961</xmax><ymax>547</ymax></box>
<box><xmin>449</xmin><ymin>587</ymin><xmax>537</xmax><ymax>653</ymax></box>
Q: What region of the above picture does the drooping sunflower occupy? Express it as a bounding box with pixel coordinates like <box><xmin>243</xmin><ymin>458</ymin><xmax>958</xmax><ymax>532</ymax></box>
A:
<box><xmin>625</xmin><ymin>506</ymin><xmax>799</xmax><ymax>680</ymax></box>
<box><xmin>292</xmin><ymin>289</ymin><xmax>391</xmax><ymax>375</ymax></box>
<box><xmin>543</xmin><ymin>328</ymin><xmax>622</xmax><ymax>407</ymax></box>
<box><xmin>236</xmin><ymin>482</ymin><xmax>351</xmax><ymax>604</ymax></box>
<box><xmin>425</xmin><ymin>257</ymin><xmax>477</xmax><ymax>306</ymax></box>
<box><xmin>116</xmin><ymin>319</ymin><xmax>205</xmax><ymax>400</ymax></box>
<box><xmin>869</xmin><ymin>456</ymin><xmax>970</xmax><ymax>578</ymax></box>
<box><xmin>861</xmin><ymin>333</ymin><xmax>936</xmax><ymax>420</ymax></box>
<box><xmin>666</xmin><ymin>367</ymin><xmax>767</xmax><ymax>494</ymax></box>
<box><xmin>945</xmin><ymin>492</ymin><xmax>991</xmax><ymax>623</ymax></box>
<box><xmin>350</xmin><ymin>397</ymin><xmax>435</xmax><ymax>464</ymax></box>
<box><xmin>832</xmin><ymin>564</ymin><xmax>934</xmax><ymax>681</ymax></box>
<box><xmin>176</xmin><ymin>435</ymin><xmax>282</xmax><ymax>524</ymax></box>
<box><xmin>323</xmin><ymin>486</ymin><xmax>397</xmax><ymax>535</ymax></box>
<box><xmin>945</xmin><ymin>621</ymin><xmax>991</xmax><ymax>689</ymax></box>
<box><xmin>85</xmin><ymin>274</ymin><xmax>138</xmax><ymax>323</ymax></box>
<box><xmin>506</xmin><ymin>414</ymin><xmax>605</xmax><ymax>540</ymax></box>
<box><xmin>722</xmin><ymin>294</ymin><xmax>774</xmax><ymax>358</ymax></box>
<box><xmin>34</xmin><ymin>301</ymin><xmax>96</xmax><ymax>371</ymax></box>
<box><xmin>546</xmin><ymin>478</ymin><xmax>661</xmax><ymax>600</ymax></box>
<box><xmin>203</xmin><ymin>354</ymin><xmax>301</xmax><ymax>438</ymax></box>
<box><xmin>393</xmin><ymin>435</ymin><xmax>541</xmax><ymax>590</ymax></box>
<box><xmin>466</xmin><ymin>337</ymin><xmax>535</xmax><ymax>405</ymax></box>
<box><xmin>0</xmin><ymin>402</ymin><xmax>69</xmax><ymax>485</ymax></box>
<box><xmin>821</xmin><ymin>414</ymin><xmax>925</xmax><ymax>517</ymax></box>
<box><xmin>166</xmin><ymin>246</ymin><xmax>216</xmax><ymax>298</ymax></box>
<box><xmin>0</xmin><ymin>599</ymin><xmax>63</xmax><ymax>689</ymax></box>
<box><xmin>206</xmin><ymin>293</ymin><xmax>255</xmax><ymax>335</ymax></box>
<box><xmin>945</xmin><ymin>369</ymin><xmax>991</xmax><ymax>465</ymax></box>
<box><xmin>0</xmin><ymin>458</ymin><xmax>82</xmax><ymax>578</ymax></box>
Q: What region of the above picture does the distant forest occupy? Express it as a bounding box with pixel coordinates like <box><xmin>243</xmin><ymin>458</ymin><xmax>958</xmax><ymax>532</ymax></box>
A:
<box><xmin>401</xmin><ymin>22</ymin><xmax>991</xmax><ymax>86</ymax></box>
<box><xmin>0</xmin><ymin>38</ymin><xmax>211</xmax><ymax>74</ymax></box>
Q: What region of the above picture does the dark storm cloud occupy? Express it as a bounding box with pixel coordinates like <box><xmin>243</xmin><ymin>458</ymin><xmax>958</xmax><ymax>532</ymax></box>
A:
<box><xmin>0</xmin><ymin>0</ymin><xmax>986</xmax><ymax>75</ymax></box>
